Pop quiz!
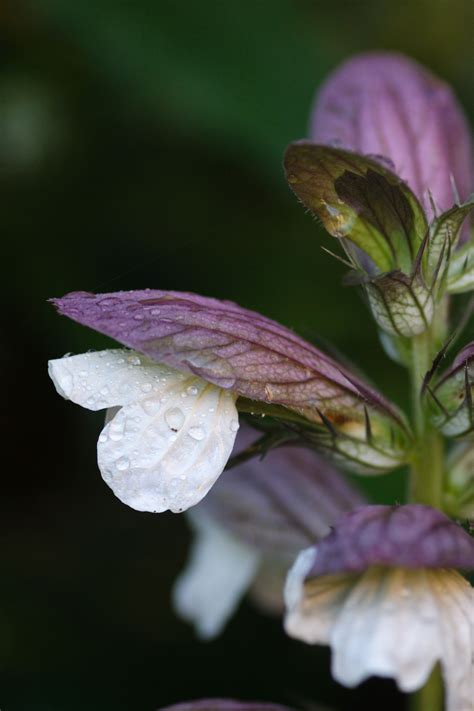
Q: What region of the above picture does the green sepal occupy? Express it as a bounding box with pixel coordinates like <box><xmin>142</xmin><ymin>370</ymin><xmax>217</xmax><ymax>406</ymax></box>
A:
<box><xmin>429</xmin><ymin>355</ymin><xmax>474</xmax><ymax>438</ymax></box>
<box><xmin>236</xmin><ymin>397</ymin><xmax>411</xmax><ymax>476</ymax></box>
<box><xmin>428</xmin><ymin>198</ymin><xmax>474</xmax><ymax>287</ymax></box>
<box><xmin>447</xmin><ymin>234</ymin><xmax>474</xmax><ymax>294</ymax></box>
<box><xmin>284</xmin><ymin>142</ymin><xmax>427</xmax><ymax>273</ymax></box>
<box><xmin>444</xmin><ymin>442</ymin><xmax>474</xmax><ymax>520</ymax></box>
<box><xmin>366</xmin><ymin>271</ymin><xmax>433</xmax><ymax>338</ymax></box>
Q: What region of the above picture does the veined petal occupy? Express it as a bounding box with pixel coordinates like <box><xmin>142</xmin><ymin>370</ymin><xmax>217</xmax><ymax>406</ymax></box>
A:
<box><xmin>97</xmin><ymin>378</ymin><xmax>239</xmax><ymax>513</ymax></box>
<box><xmin>311</xmin><ymin>53</ymin><xmax>473</xmax><ymax>223</ymax></box>
<box><xmin>172</xmin><ymin>511</ymin><xmax>260</xmax><ymax>639</ymax></box>
<box><xmin>48</xmin><ymin>349</ymin><xmax>186</xmax><ymax>410</ymax></box>
<box><xmin>284</xmin><ymin>562</ymin><xmax>474</xmax><ymax>711</ymax></box>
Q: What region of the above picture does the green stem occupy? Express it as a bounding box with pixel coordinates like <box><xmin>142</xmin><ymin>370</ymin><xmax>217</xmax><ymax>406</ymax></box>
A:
<box><xmin>409</xmin><ymin>665</ymin><xmax>443</xmax><ymax>711</ymax></box>
<box><xmin>408</xmin><ymin>330</ymin><xmax>444</xmax><ymax>509</ymax></box>
<box><xmin>408</xmin><ymin>333</ymin><xmax>445</xmax><ymax>711</ymax></box>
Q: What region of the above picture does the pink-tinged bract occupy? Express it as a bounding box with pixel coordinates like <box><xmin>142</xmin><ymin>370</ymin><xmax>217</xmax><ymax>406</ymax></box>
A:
<box><xmin>311</xmin><ymin>52</ymin><xmax>473</xmax><ymax>224</ymax></box>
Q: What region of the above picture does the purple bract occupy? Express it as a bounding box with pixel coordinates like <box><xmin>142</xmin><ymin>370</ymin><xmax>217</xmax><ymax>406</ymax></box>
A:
<box><xmin>51</xmin><ymin>289</ymin><xmax>406</xmax><ymax>431</ymax></box>
<box><xmin>305</xmin><ymin>504</ymin><xmax>474</xmax><ymax>577</ymax></box>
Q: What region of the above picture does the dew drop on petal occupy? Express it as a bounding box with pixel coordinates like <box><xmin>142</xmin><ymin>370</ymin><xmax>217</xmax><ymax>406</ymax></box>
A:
<box><xmin>128</xmin><ymin>355</ymin><xmax>141</xmax><ymax>366</ymax></box>
<box><xmin>116</xmin><ymin>457</ymin><xmax>130</xmax><ymax>471</ymax></box>
<box><xmin>188</xmin><ymin>426</ymin><xmax>206</xmax><ymax>441</ymax></box>
<box><xmin>230</xmin><ymin>419</ymin><xmax>239</xmax><ymax>432</ymax></box>
<box><xmin>165</xmin><ymin>407</ymin><xmax>185</xmax><ymax>431</ymax></box>
<box><xmin>187</xmin><ymin>385</ymin><xmax>198</xmax><ymax>396</ymax></box>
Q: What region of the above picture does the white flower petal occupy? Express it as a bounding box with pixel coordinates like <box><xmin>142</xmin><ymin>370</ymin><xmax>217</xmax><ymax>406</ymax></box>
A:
<box><xmin>97</xmin><ymin>375</ymin><xmax>239</xmax><ymax>512</ymax></box>
<box><xmin>285</xmin><ymin>561</ymin><xmax>474</xmax><ymax>711</ymax></box>
<box><xmin>172</xmin><ymin>512</ymin><xmax>260</xmax><ymax>639</ymax></box>
<box><xmin>48</xmin><ymin>349</ymin><xmax>186</xmax><ymax>410</ymax></box>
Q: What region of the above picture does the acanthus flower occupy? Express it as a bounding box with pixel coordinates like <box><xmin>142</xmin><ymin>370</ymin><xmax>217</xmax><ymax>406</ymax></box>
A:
<box><xmin>284</xmin><ymin>504</ymin><xmax>474</xmax><ymax>711</ymax></box>
<box><xmin>48</xmin><ymin>289</ymin><xmax>410</xmax><ymax>513</ymax></box>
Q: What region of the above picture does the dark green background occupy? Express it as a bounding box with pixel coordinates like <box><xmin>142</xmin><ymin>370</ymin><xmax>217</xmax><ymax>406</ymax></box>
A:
<box><xmin>3</xmin><ymin>1</ymin><xmax>473</xmax><ymax>709</ymax></box>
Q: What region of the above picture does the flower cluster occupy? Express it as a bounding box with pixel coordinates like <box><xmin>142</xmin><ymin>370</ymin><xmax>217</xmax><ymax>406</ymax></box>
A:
<box><xmin>49</xmin><ymin>52</ymin><xmax>474</xmax><ymax>711</ymax></box>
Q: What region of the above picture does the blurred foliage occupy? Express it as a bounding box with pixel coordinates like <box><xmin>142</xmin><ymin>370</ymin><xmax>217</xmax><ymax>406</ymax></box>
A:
<box><xmin>2</xmin><ymin>0</ymin><xmax>474</xmax><ymax>709</ymax></box>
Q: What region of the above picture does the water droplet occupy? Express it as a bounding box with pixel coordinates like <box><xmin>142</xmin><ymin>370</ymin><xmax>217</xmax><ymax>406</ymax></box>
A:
<box><xmin>109</xmin><ymin>422</ymin><xmax>124</xmax><ymax>441</ymax></box>
<box><xmin>86</xmin><ymin>396</ymin><xmax>95</xmax><ymax>407</ymax></box>
<box><xmin>100</xmin><ymin>297</ymin><xmax>120</xmax><ymax>307</ymax></box>
<box><xmin>79</xmin><ymin>370</ymin><xmax>87</xmax><ymax>377</ymax></box>
<box><xmin>98</xmin><ymin>351</ymin><xmax>107</xmax><ymax>358</ymax></box>
<box><xmin>100</xmin><ymin>386</ymin><xmax>109</xmax><ymax>396</ymax></box>
<box><xmin>188</xmin><ymin>426</ymin><xmax>205</xmax><ymax>441</ymax></box>
<box><xmin>116</xmin><ymin>457</ymin><xmax>130</xmax><ymax>471</ymax></box>
<box><xmin>98</xmin><ymin>432</ymin><xmax>108</xmax><ymax>443</ymax></box>
<box><xmin>187</xmin><ymin>385</ymin><xmax>198</xmax><ymax>396</ymax></box>
<box><xmin>165</xmin><ymin>407</ymin><xmax>185</xmax><ymax>431</ymax></box>
<box><xmin>128</xmin><ymin>355</ymin><xmax>141</xmax><ymax>366</ymax></box>
<box><xmin>133</xmin><ymin>313</ymin><xmax>144</xmax><ymax>321</ymax></box>
<box><xmin>150</xmin><ymin>308</ymin><xmax>161</xmax><ymax>316</ymax></box>
<box><xmin>141</xmin><ymin>382</ymin><xmax>152</xmax><ymax>393</ymax></box>
<box><xmin>230</xmin><ymin>419</ymin><xmax>239</xmax><ymax>432</ymax></box>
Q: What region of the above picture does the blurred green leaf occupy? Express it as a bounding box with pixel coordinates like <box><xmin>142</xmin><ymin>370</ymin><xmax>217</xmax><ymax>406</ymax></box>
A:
<box><xmin>31</xmin><ymin>0</ymin><xmax>331</xmax><ymax>177</ymax></box>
